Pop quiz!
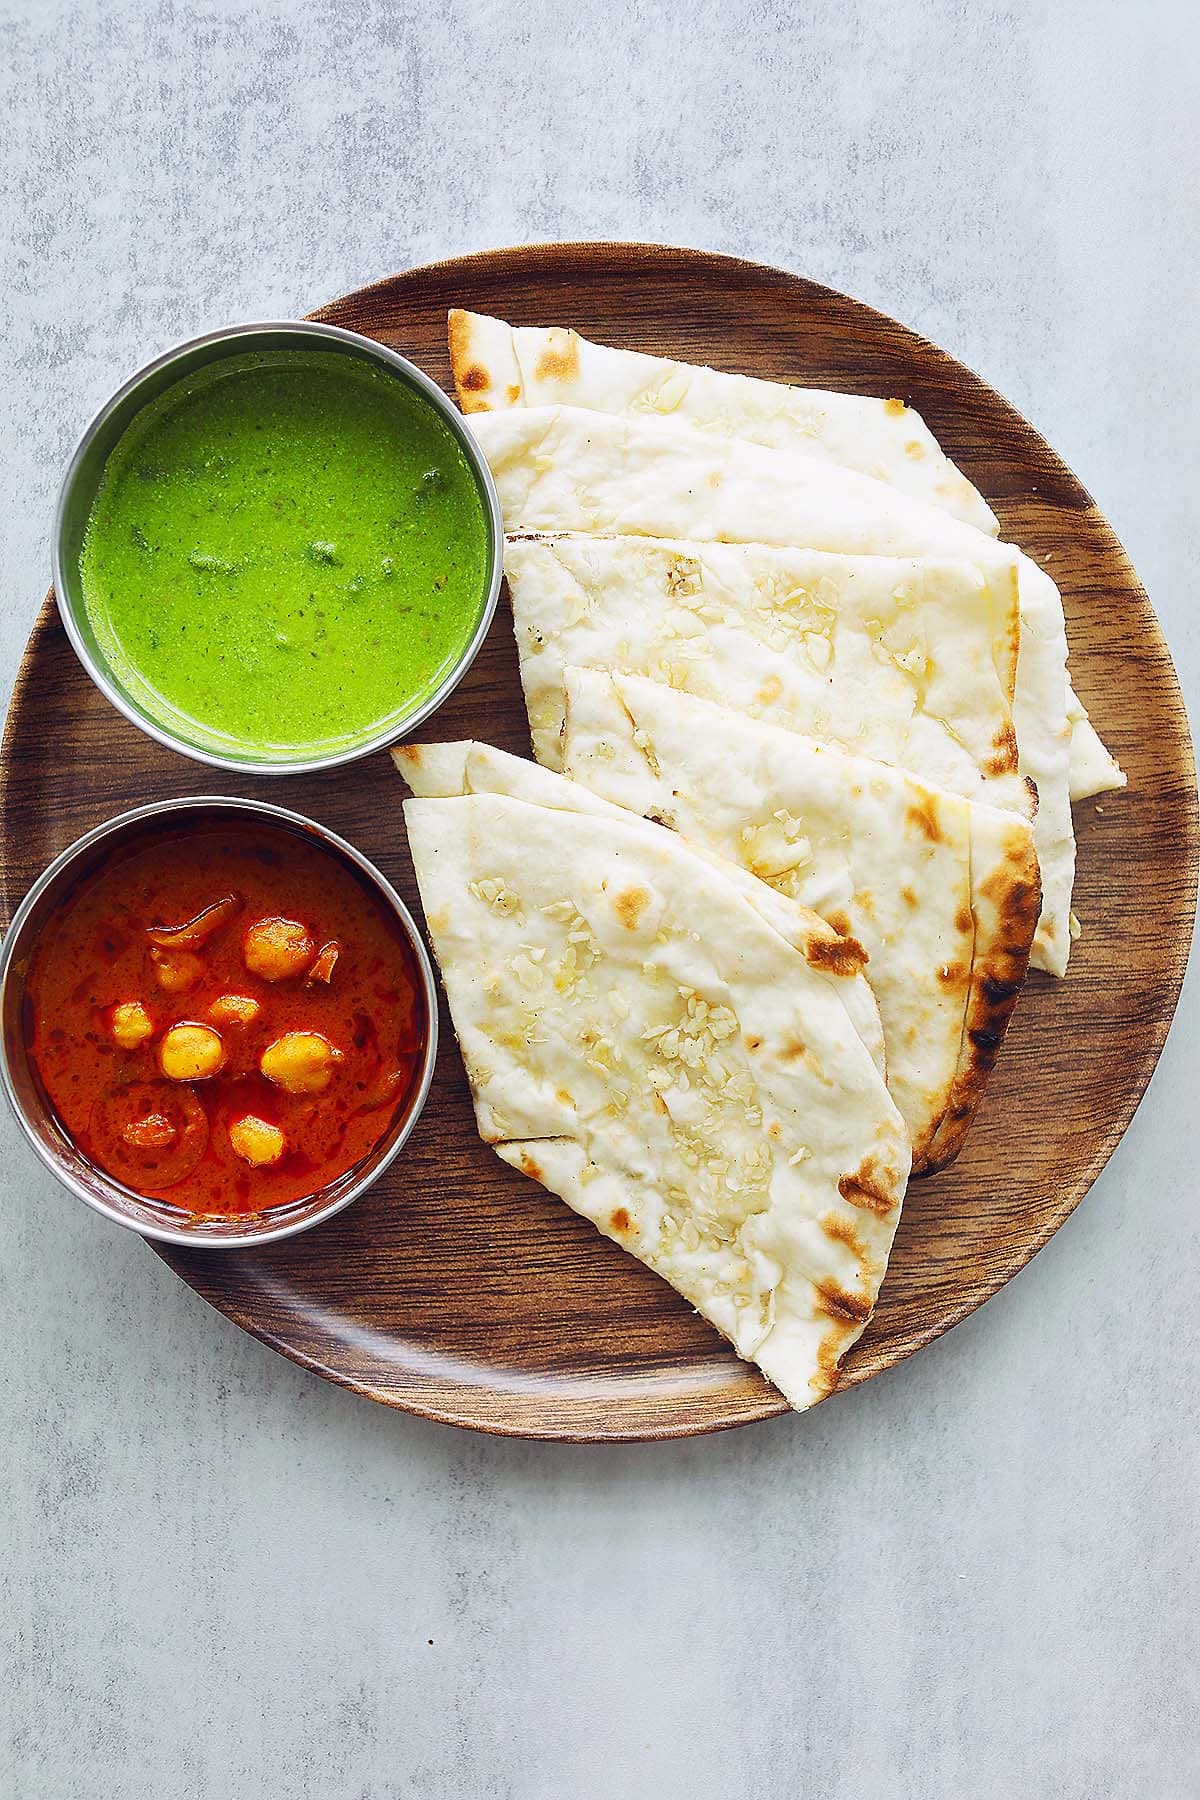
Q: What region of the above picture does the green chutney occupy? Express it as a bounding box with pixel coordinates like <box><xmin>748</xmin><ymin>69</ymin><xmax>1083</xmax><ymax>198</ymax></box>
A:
<box><xmin>80</xmin><ymin>348</ymin><xmax>491</xmax><ymax>760</ymax></box>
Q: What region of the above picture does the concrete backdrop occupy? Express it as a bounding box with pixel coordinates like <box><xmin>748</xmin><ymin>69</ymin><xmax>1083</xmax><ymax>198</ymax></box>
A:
<box><xmin>1</xmin><ymin>2</ymin><xmax>1196</xmax><ymax>1796</ymax></box>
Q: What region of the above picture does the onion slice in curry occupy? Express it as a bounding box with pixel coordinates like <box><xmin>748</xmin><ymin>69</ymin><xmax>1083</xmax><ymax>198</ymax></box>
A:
<box><xmin>305</xmin><ymin>939</ymin><xmax>341</xmax><ymax>985</ymax></box>
<box><xmin>146</xmin><ymin>893</ymin><xmax>240</xmax><ymax>950</ymax></box>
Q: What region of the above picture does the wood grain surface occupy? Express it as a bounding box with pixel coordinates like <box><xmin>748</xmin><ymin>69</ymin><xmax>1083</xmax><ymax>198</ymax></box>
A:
<box><xmin>2</xmin><ymin>243</ymin><xmax>1195</xmax><ymax>1441</ymax></box>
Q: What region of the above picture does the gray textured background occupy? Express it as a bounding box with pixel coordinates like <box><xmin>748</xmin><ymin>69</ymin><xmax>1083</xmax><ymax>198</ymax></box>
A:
<box><xmin>2</xmin><ymin>2</ymin><xmax>1197</xmax><ymax>1796</ymax></box>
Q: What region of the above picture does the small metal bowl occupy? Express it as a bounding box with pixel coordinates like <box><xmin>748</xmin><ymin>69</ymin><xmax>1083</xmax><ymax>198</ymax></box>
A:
<box><xmin>0</xmin><ymin>797</ymin><xmax>438</xmax><ymax>1248</ymax></box>
<box><xmin>53</xmin><ymin>320</ymin><xmax>503</xmax><ymax>775</ymax></box>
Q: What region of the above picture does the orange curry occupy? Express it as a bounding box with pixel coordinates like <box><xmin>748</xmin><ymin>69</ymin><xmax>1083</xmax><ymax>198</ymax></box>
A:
<box><xmin>25</xmin><ymin>821</ymin><xmax>428</xmax><ymax>1214</ymax></box>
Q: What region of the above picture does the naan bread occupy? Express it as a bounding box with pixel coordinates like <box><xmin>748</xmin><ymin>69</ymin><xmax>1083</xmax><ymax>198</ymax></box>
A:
<box><xmin>449</xmin><ymin>307</ymin><xmax>998</xmax><ymax>531</ymax></box>
<box><xmin>471</xmin><ymin>403</ymin><xmax>1075</xmax><ymax>974</ymax></box>
<box><xmin>397</xmin><ymin>739</ymin><xmax>887</xmax><ymax>1078</ymax></box>
<box><xmin>396</xmin><ymin>741</ymin><xmax>911</xmax><ymax>1411</ymax></box>
<box><xmin>506</xmin><ymin>533</ymin><xmax>1028</xmax><ymax>817</ymax></box>
<box><xmin>1067</xmin><ymin>693</ymin><xmax>1127</xmax><ymax>800</ymax></box>
<box><xmin>451</xmin><ymin>314</ymin><xmax>1122</xmax><ymax>803</ymax></box>
<box><xmin>561</xmin><ymin>669</ymin><xmax>1038</xmax><ymax>1173</ymax></box>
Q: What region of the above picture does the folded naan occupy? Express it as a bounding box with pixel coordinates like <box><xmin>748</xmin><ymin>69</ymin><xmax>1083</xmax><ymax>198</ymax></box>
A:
<box><xmin>1067</xmin><ymin>693</ymin><xmax>1127</xmax><ymax>800</ymax></box>
<box><xmin>471</xmin><ymin>404</ymin><xmax>1075</xmax><ymax>974</ymax></box>
<box><xmin>506</xmin><ymin>533</ymin><xmax>1028</xmax><ymax>817</ymax></box>
<box><xmin>396</xmin><ymin>741</ymin><xmax>911</xmax><ymax>1411</ymax></box>
<box><xmin>451</xmin><ymin>314</ymin><xmax>1122</xmax><ymax>803</ymax></box>
<box><xmin>397</xmin><ymin>739</ymin><xmax>887</xmax><ymax>1076</ymax></box>
<box><xmin>449</xmin><ymin>307</ymin><xmax>998</xmax><ymax>531</ymax></box>
<box><xmin>561</xmin><ymin>669</ymin><xmax>1039</xmax><ymax>1173</ymax></box>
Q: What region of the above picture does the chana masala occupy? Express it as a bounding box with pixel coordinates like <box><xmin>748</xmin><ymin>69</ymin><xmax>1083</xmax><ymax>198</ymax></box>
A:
<box><xmin>24</xmin><ymin>820</ymin><xmax>429</xmax><ymax>1214</ymax></box>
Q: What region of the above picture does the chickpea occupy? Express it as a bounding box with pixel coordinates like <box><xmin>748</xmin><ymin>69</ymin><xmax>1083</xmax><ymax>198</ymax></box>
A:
<box><xmin>121</xmin><ymin>1111</ymin><xmax>177</xmax><ymax>1151</ymax></box>
<box><xmin>110</xmin><ymin>1001</ymin><xmax>154</xmax><ymax>1051</ymax></box>
<box><xmin>150</xmin><ymin>946</ymin><xmax>205</xmax><ymax>995</ymax></box>
<box><xmin>242</xmin><ymin>916</ymin><xmax>313</xmax><ymax>983</ymax></box>
<box><xmin>260</xmin><ymin>1031</ymin><xmax>342</xmax><ymax>1096</ymax></box>
<box><xmin>207</xmin><ymin>993</ymin><xmax>262</xmax><ymax>1028</ymax></box>
<box><xmin>159</xmin><ymin>1022</ymin><xmax>225</xmax><ymax>1082</ymax></box>
<box><xmin>228</xmin><ymin>1115</ymin><xmax>286</xmax><ymax>1168</ymax></box>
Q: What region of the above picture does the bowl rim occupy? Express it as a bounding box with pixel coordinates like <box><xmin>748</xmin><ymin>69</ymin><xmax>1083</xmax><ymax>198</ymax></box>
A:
<box><xmin>0</xmin><ymin>793</ymin><xmax>440</xmax><ymax>1248</ymax></box>
<box><xmin>52</xmin><ymin>318</ymin><xmax>504</xmax><ymax>776</ymax></box>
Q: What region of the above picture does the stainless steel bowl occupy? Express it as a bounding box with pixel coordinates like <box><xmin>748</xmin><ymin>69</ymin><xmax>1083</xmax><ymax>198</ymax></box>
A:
<box><xmin>0</xmin><ymin>796</ymin><xmax>438</xmax><ymax>1248</ymax></box>
<box><xmin>53</xmin><ymin>320</ymin><xmax>503</xmax><ymax>774</ymax></box>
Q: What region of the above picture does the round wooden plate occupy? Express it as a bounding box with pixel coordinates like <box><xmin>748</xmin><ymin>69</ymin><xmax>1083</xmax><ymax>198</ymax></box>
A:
<box><xmin>3</xmin><ymin>244</ymin><xmax>1196</xmax><ymax>1440</ymax></box>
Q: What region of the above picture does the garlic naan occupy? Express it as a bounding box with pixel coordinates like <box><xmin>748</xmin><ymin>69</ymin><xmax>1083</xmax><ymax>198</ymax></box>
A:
<box><xmin>452</xmin><ymin>313</ymin><xmax>1122</xmax><ymax>803</ymax></box>
<box><xmin>397</xmin><ymin>741</ymin><xmax>910</xmax><ymax>1411</ymax></box>
<box><xmin>449</xmin><ymin>306</ymin><xmax>997</xmax><ymax>531</ymax></box>
<box><xmin>472</xmin><ymin>403</ymin><xmax>1075</xmax><ymax>974</ymax></box>
<box><xmin>506</xmin><ymin>533</ymin><xmax>1028</xmax><ymax>818</ymax></box>
<box><xmin>562</xmin><ymin>669</ymin><xmax>1038</xmax><ymax>1172</ymax></box>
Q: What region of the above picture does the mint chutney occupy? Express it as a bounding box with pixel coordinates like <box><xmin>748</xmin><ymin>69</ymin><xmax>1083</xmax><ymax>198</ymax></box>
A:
<box><xmin>79</xmin><ymin>348</ymin><xmax>491</xmax><ymax>760</ymax></box>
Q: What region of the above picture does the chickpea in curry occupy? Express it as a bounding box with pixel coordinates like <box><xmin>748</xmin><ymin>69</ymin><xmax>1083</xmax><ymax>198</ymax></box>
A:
<box><xmin>24</xmin><ymin>822</ymin><xmax>428</xmax><ymax>1214</ymax></box>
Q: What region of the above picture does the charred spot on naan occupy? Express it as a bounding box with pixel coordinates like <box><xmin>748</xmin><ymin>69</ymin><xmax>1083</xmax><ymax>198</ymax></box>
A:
<box><xmin>534</xmin><ymin>329</ymin><xmax>581</xmax><ymax>385</ymax></box>
<box><xmin>819</xmin><ymin>1209</ymin><xmax>880</xmax><ymax>1273</ymax></box>
<box><xmin>804</xmin><ymin>930</ymin><xmax>869</xmax><ymax>978</ymax></box>
<box><xmin>905</xmin><ymin>792</ymin><xmax>943</xmax><ymax>843</ymax></box>
<box><xmin>447</xmin><ymin>309</ymin><xmax>497</xmax><ymax>412</ymax></box>
<box><xmin>809</xmin><ymin>1330</ymin><xmax>846</xmax><ymax>1402</ymax></box>
<box><xmin>917</xmin><ymin>821</ymin><xmax>1040</xmax><ymax>1175</ymax></box>
<box><xmin>998</xmin><ymin>589</ymin><xmax>1022</xmax><ymax>703</ymax></box>
<box><xmin>979</xmin><ymin>834</ymin><xmax>1042</xmax><ymax>945</ymax></box>
<box><xmin>613</xmin><ymin>885</ymin><xmax>652</xmax><ymax>931</ymax></box>
<box><xmin>909</xmin><ymin>1063</ymin><xmax>971</xmax><ymax>1174</ymax></box>
<box><xmin>837</xmin><ymin>1158</ymin><xmax>901</xmax><ymax>1216</ymax></box>
<box><xmin>984</xmin><ymin>720</ymin><xmax>1020</xmax><ymax>778</ymax></box>
<box><xmin>820</xmin><ymin>1210</ymin><xmax>865</xmax><ymax>1255</ymax></box>
<box><xmin>820</xmin><ymin>1212</ymin><xmax>886</xmax><ymax>1295</ymax></box>
<box><xmin>815</xmin><ymin>1278</ymin><xmax>872</xmax><ymax>1325</ymax></box>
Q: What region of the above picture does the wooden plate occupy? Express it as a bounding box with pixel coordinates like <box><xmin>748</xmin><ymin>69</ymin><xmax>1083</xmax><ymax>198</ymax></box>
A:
<box><xmin>3</xmin><ymin>244</ymin><xmax>1195</xmax><ymax>1441</ymax></box>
